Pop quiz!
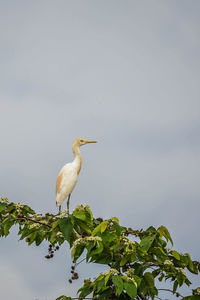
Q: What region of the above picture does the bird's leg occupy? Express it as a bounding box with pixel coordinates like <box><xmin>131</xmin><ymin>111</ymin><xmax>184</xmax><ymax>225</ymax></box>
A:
<box><xmin>67</xmin><ymin>194</ymin><xmax>71</xmax><ymax>211</ymax></box>
<box><xmin>59</xmin><ymin>205</ymin><xmax>61</xmax><ymax>214</ymax></box>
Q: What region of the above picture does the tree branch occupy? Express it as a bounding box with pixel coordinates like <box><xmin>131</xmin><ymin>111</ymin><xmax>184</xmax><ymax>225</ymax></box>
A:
<box><xmin>16</xmin><ymin>216</ymin><xmax>52</xmax><ymax>228</ymax></box>
<box><xmin>158</xmin><ymin>288</ymin><xmax>183</xmax><ymax>298</ymax></box>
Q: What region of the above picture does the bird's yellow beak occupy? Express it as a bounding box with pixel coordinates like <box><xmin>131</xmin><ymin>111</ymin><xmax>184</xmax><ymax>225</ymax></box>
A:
<box><xmin>84</xmin><ymin>140</ymin><xmax>97</xmax><ymax>144</ymax></box>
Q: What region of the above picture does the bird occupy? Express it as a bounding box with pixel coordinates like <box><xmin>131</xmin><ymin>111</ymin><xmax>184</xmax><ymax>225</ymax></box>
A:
<box><xmin>56</xmin><ymin>137</ymin><xmax>97</xmax><ymax>213</ymax></box>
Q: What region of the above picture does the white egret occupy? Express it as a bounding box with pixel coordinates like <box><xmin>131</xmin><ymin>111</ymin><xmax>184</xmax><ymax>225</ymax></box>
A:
<box><xmin>56</xmin><ymin>138</ymin><xmax>97</xmax><ymax>213</ymax></box>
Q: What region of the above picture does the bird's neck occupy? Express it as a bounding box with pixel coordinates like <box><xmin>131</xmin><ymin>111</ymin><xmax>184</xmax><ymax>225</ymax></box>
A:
<box><xmin>72</xmin><ymin>145</ymin><xmax>82</xmax><ymax>174</ymax></box>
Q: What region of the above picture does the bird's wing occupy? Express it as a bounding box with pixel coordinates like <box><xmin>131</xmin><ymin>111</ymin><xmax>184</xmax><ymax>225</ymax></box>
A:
<box><xmin>56</xmin><ymin>163</ymin><xmax>78</xmax><ymax>206</ymax></box>
<box><xmin>56</xmin><ymin>170</ymin><xmax>64</xmax><ymax>195</ymax></box>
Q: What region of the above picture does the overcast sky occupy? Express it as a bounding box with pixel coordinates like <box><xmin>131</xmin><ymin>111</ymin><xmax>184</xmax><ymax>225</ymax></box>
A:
<box><xmin>0</xmin><ymin>1</ymin><xmax>200</xmax><ymax>299</ymax></box>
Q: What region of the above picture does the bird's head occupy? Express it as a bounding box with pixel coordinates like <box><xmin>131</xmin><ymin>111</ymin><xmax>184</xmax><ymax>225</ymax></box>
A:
<box><xmin>73</xmin><ymin>138</ymin><xmax>97</xmax><ymax>148</ymax></box>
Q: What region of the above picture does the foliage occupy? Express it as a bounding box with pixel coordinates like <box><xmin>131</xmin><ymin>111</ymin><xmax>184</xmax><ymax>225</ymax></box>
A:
<box><xmin>0</xmin><ymin>197</ymin><xmax>200</xmax><ymax>300</ymax></box>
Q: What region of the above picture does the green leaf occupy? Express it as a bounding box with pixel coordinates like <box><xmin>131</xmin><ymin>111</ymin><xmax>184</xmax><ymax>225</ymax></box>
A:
<box><xmin>52</xmin><ymin>219</ymin><xmax>60</xmax><ymax>229</ymax></box>
<box><xmin>79</xmin><ymin>286</ymin><xmax>93</xmax><ymax>298</ymax></box>
<box><xmin>172</xmin><ymin>250</ymin><xmax>180</xmax><ymax>260</ymax></box>
<box><xmin>89</xmin><ymin>241</ymin><xmax>104</xmax><ymax>256</ymax></box>
<box><xmin>26</xmin><ymin>231</ymin><xmax>37</xmax><ymax>245</ymax></box>
<box><xmin>185</xmin><ymin>278</ymin><xmax>192</xmax><ymax>286</ymax></box>
<box><xmin>132</xmin><ymin>275</ymin><xmax>142</xmax><ymax>288</ymax></box>
<box><xmin>73</xmin><ymin>209</ymin><xmax>87</xmax><ymax>221</ymax></box>
<box><xmin>96</xmin><ymin>274</ymin><xmax>104</xmax><ymax>281</ymax></box>
<box><xmin>91</xmin><ymin>251</ymin><xmax>112</xmax><ymax>264</ymax></box>
<box><xmin>59</xmin><ymin>217</ymin><xmax>73</xmax><ymax>245</ymax></box>
<box><xmin>112</xmin><ymin>275</ymin><xmax>124</xmax><ymax>296</ymax></box>
<box><xmin>186</xmin><ymin>253</ymin><xmax>194</xmax><ymax>272</ymax></box>
<box><xmin>158</xmin><ymin>226</ymin><xmax>173</xmax><ymax>245</ymax></box>
<box><xmin>149</xmin><ymin>287</ymin><xmax>158</xmax><ymax>299</ymax></box>
<box><xmin>177</xmin><ymin>273</ymin><xmax>185</xmax><ymax>286</ymax></box>
<box><xmin>71</xmin><ymin>244</ymin><xmax>85</xmax><ymax>262</ymax></box>
<box><xmin>173</xmin><ymin>280</ymin><xmax>178</xmax><ymax>293</ymax></box>
<box><xmin>96</xmin><ymin>278</ymin><xmax>105</xmax><ymax>292</ymax></box>
<box><xmin>3</xmin><ymin>219</ymin><xmax>15</xmax><ymax>236</ymax></box>
<box><xmin>22</xmin><ymin>205</ymin><xmax>35</xmax><ymax>215</ymax></box>
<box><xmin>144</xmin><ymin>272</ymin><xmax>155</xmax><ymax>288</ymax></box>
<box><xmin>120</xmin><ymin>255</ymin><xmax>129</xmax><ymax>266</ymax></box>
<box><xmin>92</xmin><ymin>223</ymin><xmax>102</xmax><ymax>236</ymax></box>
<box><xmin>0</xmin><ymin>203</ymin><xmax>7</xmax><ymax>212</ymax></box>
<box><xmin>147</xmin><ymin>226</ymin><xmax>157</xmax><ymax>234</ymax></box>
<box><xmin>158</xmin><ymin>246</ymin><xmax>167</xmax><ymax>256</ymax></box>
<box><xmin>92</xmin><ymin>221</ymin><xmax>109</xmax><ymax>236</ymax></box>
<box><xmin>49</xmin><ymin>227</ymin><xmax>59</xmax><ymax>244</ymax></box>
<box><xmin>158</xmin><ymin>273</ymin><xmax>164</xmax><ymax>282</ymax></box>
<box><xmin>101</xmin><ymin>221</ymin><xmax>108</xmax><ymax>233</ymax></box>
<box><xmin>124</xmin><ymin>281</ymin><xmax>137</xmax><ymax>299</ymax></box>
<box><xmin>181</xmin><ymin>255</ymin><xmax>189</xmax><ymax>267</ymax></box>
<box><xmin>35</xmin><ymin>233</ymin><xmax>44</xmax><ymax>246</ymax></box>
<box><xmin>56</xmin><ymin>296</ymin><xmax>71</xmax><ymax>300</ymax></box>
<box><xmin>192</xmin><ymin>287</ymin><xmax>200</xmax><ymax>296</ymax></box>
<box><xmin>140</xmin><ymin>235</ymin><xmax>156</xmax><ymax>252</ymax></box>
<box><xmin>113</xmin><ymin>221</ymin><xmax>123</xmax><ymax>235</ymax></box>
<box><xmin>101</xmin><ymin>231</ymin><xmax>117</xmax><ymax>245</ymax></box>
<box><xmin>105</xmin><ymin>274</ymin><xmax>110</xmax><ymax>286</ymax></box>
<box><xmin>131</xmin><ymin>253</ymin><xmax>137</xmax><ymax>262</ymax></box>
<box><xmin>73</xmin><ymin>205</ymin><xmax>93</xmax><ymax>224</ymax></box>
<box><xmin>84</xmin><ymin>205</ymin><xmax>93</xmax><ymax>221</ymax></box>
<box><xmin>112</xmin><ymin>216</ymin><xmax>119</xmax><ymax>224</ymax></box>
<box><xmin>75</xmin><ymin>220</ymin><xmax>91</xmax><ymax>234</ymax></box>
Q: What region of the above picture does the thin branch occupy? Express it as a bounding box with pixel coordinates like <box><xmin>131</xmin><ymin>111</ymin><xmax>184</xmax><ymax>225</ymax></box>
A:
<box><xmin>124</xmin><ymin>229</ymin><xmax>140</xmax><ymax>236</ymax></box>
<box><xmin>16</xmin><ymin>216</ymin><xmax>52</xmax><ymax>228</ymax></box>
<box><xmin>155</xmin><ymin>297</ymin><xmax>169</xmax><ymax>300</ymax></box>
<box><xmin>158</xmin><ymin>288</ymin><xmax>183</xmax><ymax>298</ymax></box>
<box><xmin>75</xmin><ymin>257</ymin><xmax>86</xmax><ymax>266</ymax></box>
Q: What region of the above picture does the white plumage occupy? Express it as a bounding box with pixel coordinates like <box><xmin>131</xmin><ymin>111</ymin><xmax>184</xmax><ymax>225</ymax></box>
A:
<box><xmin>56</xmin><ymin>137</ymin><xmax>96</xmax><ymax>213</ymax></box>
<box><xmin>56</xmin><ymin>163</ymin><xmax>78</xmax><ymax>206</ymax></box>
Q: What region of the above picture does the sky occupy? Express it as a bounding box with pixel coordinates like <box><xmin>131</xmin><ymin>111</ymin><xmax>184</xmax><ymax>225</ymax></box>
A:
<box><xmin>0</xmin><ymin>1</ymin><xmax>200</xmax><ymax>299</ymax></box>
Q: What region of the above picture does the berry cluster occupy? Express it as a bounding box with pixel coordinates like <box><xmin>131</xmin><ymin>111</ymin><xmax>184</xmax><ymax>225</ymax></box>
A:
<box><xmin>45</xmin><ymin>213</ymin><xmax>54</xmax><ymax>217</ymax></box>
<box><xmin>18</xmin><ymin>212</ymin><xmax>25</xmax><ymax>223</ymax></box>
<box><xmin>68</xmin><ymin>264</ymin><xmax>79</xmax><ymax>283</ymax></box>
<box><xmin>45</xmin><ymin>244</ymin><xmax>59</xmax><ymax>259</ymax></box>
<box><xmin>96</xmin><ymin>217</ymin><xmax>103</xmax><ymax>222</ymax></box>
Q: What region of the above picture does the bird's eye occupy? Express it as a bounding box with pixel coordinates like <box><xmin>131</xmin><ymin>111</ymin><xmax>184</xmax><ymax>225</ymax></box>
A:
<box><xmin>80</xmin><ymin>139</ymin><xmax>84</xmax><ymax>143</ymax></box>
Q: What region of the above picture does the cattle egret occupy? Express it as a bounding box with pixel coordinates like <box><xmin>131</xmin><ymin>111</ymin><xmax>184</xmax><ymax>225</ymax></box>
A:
<box><xmin>56</xmin><ymin>138</ymin><xmax>97</xmax><ymax>213</ymax></box>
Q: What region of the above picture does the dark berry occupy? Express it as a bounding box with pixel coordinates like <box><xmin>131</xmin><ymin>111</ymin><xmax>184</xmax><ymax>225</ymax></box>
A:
<box><xmin>96</xmin><ymin>217</ymin><xmax>103</xmax><ymax>222</ymax></box>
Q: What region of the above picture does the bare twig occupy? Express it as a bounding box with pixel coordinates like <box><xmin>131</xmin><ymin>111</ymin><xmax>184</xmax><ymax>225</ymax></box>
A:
<box><xmin>155</xmin><ymin>296</ymin><xmax>163</xmax><ymax>300</ymax></box>
<box><xmin>158</xmin><ymin>288</ymin><xmax>183</xmax><ymax>298</ymax></box>
<box><xmin>75</xmin><ymin>257</ymin><xmax>86</xmax><ymax>266</ymax></box>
